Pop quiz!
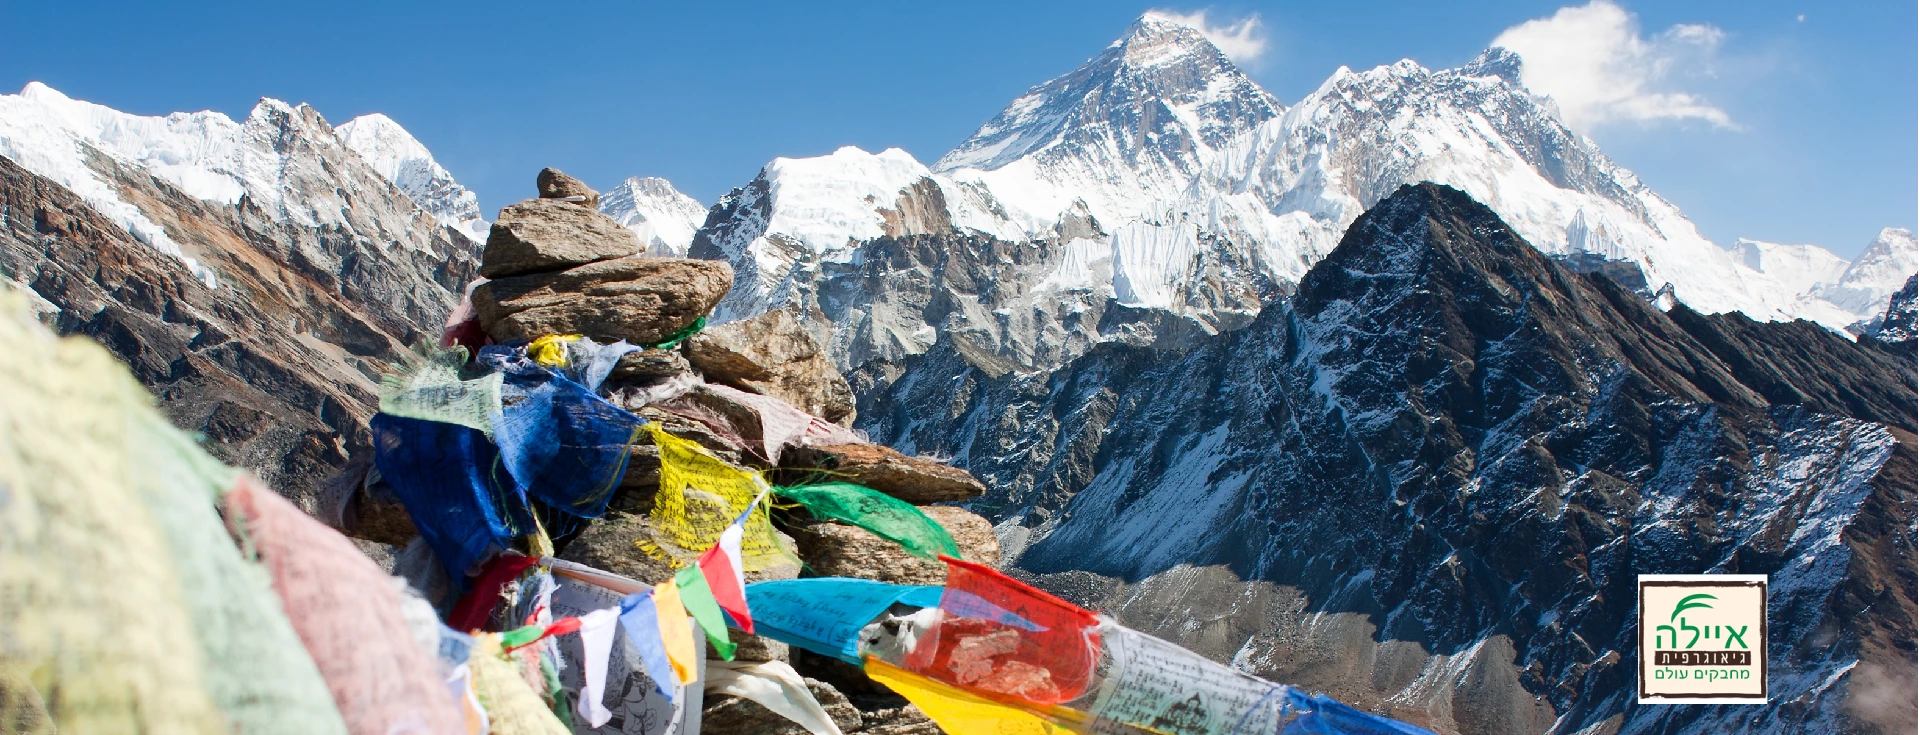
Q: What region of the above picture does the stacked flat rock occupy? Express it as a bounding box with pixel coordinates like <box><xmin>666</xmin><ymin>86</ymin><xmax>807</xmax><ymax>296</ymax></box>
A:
<box><xmin>327</xmin><ymin>168</ymin><xmax>999</xmax><ymax>735</ymax></box>
<box><xmin>472</xmin><ymin>169</ymin><xmax>732</xmax><ymax>346</ymax></box>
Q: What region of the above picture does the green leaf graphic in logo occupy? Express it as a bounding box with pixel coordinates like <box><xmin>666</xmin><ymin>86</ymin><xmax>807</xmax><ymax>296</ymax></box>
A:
<box><xmin>1670</xmin><ymin>593</ymin><xmax>1716</xmax><ymax>621</ymax></box>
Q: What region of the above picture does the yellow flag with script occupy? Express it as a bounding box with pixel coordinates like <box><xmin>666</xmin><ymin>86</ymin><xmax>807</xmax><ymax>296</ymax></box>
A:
<box><xmin>638</xmin><ymin>424</ymin><xmax>790</xmax><ymax>571</ymax></box>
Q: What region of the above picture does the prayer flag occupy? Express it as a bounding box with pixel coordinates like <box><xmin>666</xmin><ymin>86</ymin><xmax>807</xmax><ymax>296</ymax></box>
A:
<box><xmin>526</xmin><ymin>334</ymin><xmax>582</xmax><ymax>367</ymax></box>
<box><xmin>641</xmin><ymin>424</ymin><xmax>790</xmax><ymax>571</ymax></box>
<box><xmin>902</xmin><ymin>557</ymin><xmax>1102</xmax><ymax>704</ymax></box>
<box><xmin>675</xmin><ymin>566</ymin><xmax>739</xmax><ymax>660</ymax></box>
<box><xmin>744</xmin><ymin>579</ymin><xmax>941</xmax><ymax>663</ymax></box>
<box><xmin>865</xmin><ymin>658</ymin><xmax>1077</xmax><ymax>735</ymax></box>
<box><xmin>617</xmin><ymin>591</ymin><xmax>680</xmax><ymax>702</ymax></box>
<box><xmin>698</xmin><ymin>503</ymin><xmax>754</xmax><ymax>633</ymax></box>
<box><xmin>575</xmin><ymin>607</ymin><xmax>621</xmax><ymax>728</ymax></box>
<box><xmin>652</xmin><ymin>582</ymin><xmax>699</xmax><ymax>685</ymax></box>
<box><xmin>708</xmin><ymin>660</ymin><xmax>846</xmax><ymax>735</ymax></box>
<box><xmin>447</xmin><ymin>554</ymin><xmax>542</xmax><ymax>631</ymax></box>
<box><xmin>775</xmin><ymin>482</ymin><xmax>959</xmax><ymax>559</ymax></box>
<box><xmin>467</xmin><ymin>633</ymin><xmax>570</xmax><ymax>735</ymax></box>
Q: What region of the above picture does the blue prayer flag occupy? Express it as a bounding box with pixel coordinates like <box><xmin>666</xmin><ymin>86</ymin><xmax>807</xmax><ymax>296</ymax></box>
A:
<box><xmin>617</xmin><ymin>591</ymin><xmax>679</xmax><ymax>702</ymax></box>
<box><xmin>370</xmin><ymin>413</ymin><xmax>533</xmax><ymax>584</ymax></box>
<box><xmin>743</xmin><ymin>579</ymin><xmax>942</xmax><ymax>663</ymax></box>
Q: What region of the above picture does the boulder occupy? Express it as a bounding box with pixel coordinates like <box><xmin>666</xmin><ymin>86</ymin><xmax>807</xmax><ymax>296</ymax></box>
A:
<box><xmin>478</xmin><ymin>198</ymin><xmax>642</xmax><ymax>278</ymax></box>
<box><xmin>554</xmin><ymin>511</ymin><xmax>677</xmax><ymax>586</ymax></box>
<box><xmin>858</xmin><ymin>706</ymin><xmax>940</xmax><ymax>735</ymax></box>
<box><xmin>686</xmin><ymin>308</ymin><xmax>856</xmax><ymax>425</ymax></box>
<box><xmin>609</xmin><ymin>347</ymin><xmax>691</xmax><ymax>380</ymax></box>
<box><xmin>472</xmin><ymin>257</ymin><xmax>731</xmax><ymax>344</ymax></box>
<box><xmin>922</xmin><ymin>506</ymin><xmax>1000</xmax><ymax>566</ymax></box>
<box><xmin>343</xmin><ymin>479</ymin><xmax>418</xmax><ymax>547</ymax></box>
<box><xmin>316</xmin><ymin>457</ymin><xmax>418</xmax><ymax>546</ymax></box>
<box><xmin>787</xmin><ymin>505</ymin><xmax>998</xmax><ymax>585</ymax></box>
<box><xmin>701</xmin><ymin>677</ymin><xmax>861</xmax><ymax>735</ymax></box>
<box><xmin>536</xmin><ymin>167</ymin><xmax>599</xmax><ymax>208</ymax></box>
<box><xmin>730</xmin><ymin>633</ymin><xmax>790</xmax><ymax>664</ymax></box>
<box><xmin>782</xmin><ymin>443</ymin><xmax>985</xmax><ymax>504</ymax></box>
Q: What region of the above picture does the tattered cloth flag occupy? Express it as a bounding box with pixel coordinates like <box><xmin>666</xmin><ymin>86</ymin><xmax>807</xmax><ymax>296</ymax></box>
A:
<box><xmin>652</xmin><ymin>581</ymin><xmax>700</xmax><ymax>685</ymax></box>
<box><xmin>675</xmin><ymin>566</ymin><xmax>738</xmax><ymax>660</ymax></box>
<box><xmin>490</xmin><ymin>365</ymin><xmax>645</xmax><ymax>520</ymax></box>
<box><xmin>227</xmin><ymin>476</ymin><xmax>467</xmax><ymax>735</ymax></box>
<box><xmin>865</xmin><ymin>658</ymin><xmax>1077</xmax><ymax>735</ymax></box>
<box><xmin>776</xmin><ymin>482</ymin><xmax>959</xmax><ymax>559</ymax></box>
<box><xmin>379</xmin><ymin>345</ymin><xmax>504</xmax><ymax>436</ymax></box>
<box><xmin>617</xmin><ymin>590</ymin><xmax>683</xmax><ymax>703</ymax></box>
<box><xmin>468</xmin><ymin>633</ymin><xmax>571</xmax><ymax>735</ymax></box>
<box><xmin>371</xmin><ymin>413</ymin><xmax>534</xmax><ymax>584</ymax></box>
<box><xmin>707</xmin><ymin>660</ymin><xmax>847</xmax><ymax>735</ymax></box>
<box><xmin>744</xmin><ymin>579</ymin><xmax>941</xmax><ymax>663</ymax></box>
<box><xmin>573</xmin><ymin>607</ymin><xmax>622</xmax><ymax>728</ymax></box>
<box><xmin>902</xmin><ymin>557</ymin><xmax>1102</xmax><ymax>705</ymax></box>
<box><xmin>525</xmin><ymin>334</ymin><xmax>582</xmax><ymax>368</ymax></box>
<box><xmin>640</xmin><ymin>424</ymin><xmax>790</xmax><ymax>571</ymax></box>
<box><xmin>697</xmin><ymin>498</ymin><xmax>757</xmax><ymax>633</ymax></box>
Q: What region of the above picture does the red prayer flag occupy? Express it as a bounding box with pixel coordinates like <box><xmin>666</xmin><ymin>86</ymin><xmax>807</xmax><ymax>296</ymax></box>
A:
<box><xmin>901</xmin><ymin>556</ymin><xmax>1102</xmax><ymax>705</ymax></box>
<box><xmin>447</xmin><ymin>553</ymin><xmax>541</xmax><ymax>632</ymax></box>
<box><xmin>697</xmin><ymin>511</ymin><xmax>753</xmax><ymax>634</ymax></box>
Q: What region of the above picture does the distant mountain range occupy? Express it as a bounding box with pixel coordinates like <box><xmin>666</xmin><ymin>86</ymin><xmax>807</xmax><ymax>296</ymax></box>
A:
<box><xmin>0</xmin><ymin>12</ymin><xmax>1913</xmax><ymax>735</ymax></box>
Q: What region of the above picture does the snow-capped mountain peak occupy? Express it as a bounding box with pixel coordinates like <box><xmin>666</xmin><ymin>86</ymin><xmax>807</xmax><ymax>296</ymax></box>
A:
<box><xmin>935</xmin><ymin>13</ymin><xmax>1281</xmax><ymax>233</ymax></box>
<box><xmin>1818</xmin><ymin>227</ymin><xmax>1920</xmax><ymax>318</ymax></box>
<box><xmin>598</xmin><ymin>175</ymin><xmax>709</xmax><ymax>257</ymax></box>
<box><xmin>335</xmin><ymin>113</ymin><xmax>487</xmax><ymax>242</ymax></box>
<box><xmin>0</xmin><ymin>82</ymin><xmax>488</xmax><ymax>290</ymax></box>
<box><xmin>1727</xmin><ymin>238</ymin><xmax>1850</xmax><ymax>297</ymax></box>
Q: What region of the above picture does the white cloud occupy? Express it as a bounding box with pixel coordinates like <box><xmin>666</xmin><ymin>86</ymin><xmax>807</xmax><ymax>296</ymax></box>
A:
<box><xmin>1145</xmin><ymin>9</ymin><xmax>1269</xmax><ymax>65</ymax></box>
<box><xmin>1492</xmin><ymin>1</ymin><xmax>1735</xmax><ymax>132</ymax></box>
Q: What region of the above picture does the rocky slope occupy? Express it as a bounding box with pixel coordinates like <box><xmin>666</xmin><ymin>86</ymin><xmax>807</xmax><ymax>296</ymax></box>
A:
<box><xmin>856</xmin><ymin>183</ymin><xmax>1916</xmax><ymax>734</ymax></box>
<box><xmin>0</xmin><ymin>97</ymin><xmax>477</xmax><ymax>500</ymax></box>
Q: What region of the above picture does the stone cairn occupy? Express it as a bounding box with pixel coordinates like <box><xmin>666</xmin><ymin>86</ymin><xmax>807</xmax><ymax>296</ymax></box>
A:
<box><xmin>329</xmin><ymin>169</ymin><xmax>998</xmax><ymax>735</ymax></box>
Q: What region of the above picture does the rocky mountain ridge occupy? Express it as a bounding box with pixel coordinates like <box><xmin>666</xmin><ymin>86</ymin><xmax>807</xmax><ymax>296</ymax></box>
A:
<box><xmin>855</xmin><ymin>183</ymin><xmax>1915</xmax><ymax>734</ymax></box>
<box><xmin>686</xmin><ymin>19</ymin><xmax>1915</xmax><ymax>381</ymax></box>
<box><xmin>0</xmin><ymin>83</ymin><xmax>479</xmax><ymax>498</ymax></box>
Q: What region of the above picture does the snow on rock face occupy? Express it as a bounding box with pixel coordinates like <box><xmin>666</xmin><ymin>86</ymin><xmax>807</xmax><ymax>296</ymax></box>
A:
<box><xmin>696</xmin><ymin>15</ymin><xmax>1285</xmax><ymax>365</ymax></box>
<box><xmin>695</xmin><ymin>15</ymin><xmax>1896</xmax><ymax>378</ymax></box>
<box><xmin>856</xmin><ymin>184</ymin><xmax>1917</xmax><ymax>735</ymax></box>
<box><xmin>936</xmin><ymin>15</ymin><xmax>1283</xmax><ymax>231</ymax></box>
<box><xmin>1819</xmin><ymin>227</ymin><xmax>1919</xmax><ymax>317</ymax></box>
<box><xmin>335</xmin><ymin>113</ymin><xmax>487</xmax><ymax>242</ymax></box>
<box><xmin>598</xmin><ymin>176</ymin><xmax>708</xmax><ymax>257</ymax></box>
<box><xmin>0</xmin><ymin>82</ymin><xmax>483</xmax><ymax>288</ymax></box>
<box><xmin>1729</xmin><ymin>238</ymin><xmax>1852</xmax><ymax>298</ymax></box>
<box><xmin>0</xmin><ymin>82</ymin><xmax>231</xmax><ymax>285</ymax></box>
<box><xmin>1210</xmin><ymin>50</ymin><xmax>1815</xmax><ymax>324</ymax></box>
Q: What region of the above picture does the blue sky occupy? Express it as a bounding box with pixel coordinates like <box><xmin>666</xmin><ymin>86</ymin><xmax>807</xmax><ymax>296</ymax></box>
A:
<box><xmin>3</xmin><ymin>1</ymin><xmax>1912</xmax><ymax>256</ymax></box>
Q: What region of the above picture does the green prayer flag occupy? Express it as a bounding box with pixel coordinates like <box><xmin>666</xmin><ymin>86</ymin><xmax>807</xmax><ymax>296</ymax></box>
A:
<box><xmin>500</xmin><ymin>623</ymin><xmax>546</xmax><ymax>650</ymax></box>
<box><xmin>775</xmin><ymin>482</ymin><xmax>960</xmax><ymax>559</ymax></box>
<box><xmin>674</xmin><ymin>566</ymin><xmax>738</xmax><ymax>660</ymax></box>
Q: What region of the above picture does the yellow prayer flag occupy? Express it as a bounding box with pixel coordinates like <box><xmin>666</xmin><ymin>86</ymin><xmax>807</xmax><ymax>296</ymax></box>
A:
<box><xmin>652</xmin><ymin>581</ymin><xmax>698</xmax><ymax>685</ymax></box>
<box><xmin>865</xmin><ymin>658</ymin><xmax>1080</xmax><ymax>735</ymax></box>
<box><xmin>525</xmin><ymin>334</ymin><xmax>582</xmax><ymax>367</ymax></box>
<box><xmin>639</xmin><ymin>424</ymin><xmax>791</xmax><ymax>571</ymax></box>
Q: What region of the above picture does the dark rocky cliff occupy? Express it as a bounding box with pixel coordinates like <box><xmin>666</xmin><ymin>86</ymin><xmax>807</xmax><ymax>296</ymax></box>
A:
<box><xmin>855</xmin><ymin>183</ymin><xmax>1916</xmax><ymax>734</ymax></box>
<box><xmin>0</xmin><ymin>147</ymin><xmax>476</xmax><ymax>502</ymax></box>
